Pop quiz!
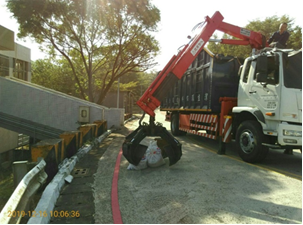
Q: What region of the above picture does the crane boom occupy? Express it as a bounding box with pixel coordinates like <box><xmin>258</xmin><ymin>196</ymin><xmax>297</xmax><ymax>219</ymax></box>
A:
<box><xmin>137</xmin><ymin>11</ymin><xmax>267</xmax><ymax>117</ymax></box>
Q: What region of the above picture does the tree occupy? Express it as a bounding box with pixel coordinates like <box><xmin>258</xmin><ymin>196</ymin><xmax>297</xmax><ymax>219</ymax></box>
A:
<box><xmin>31</xmin><ymin>58</ymin><xmax>156</xmax><ymax>102</ymax></box>
<box><xmin>207</xmin><ymin>15</ymin><xmax>302</xmax><ymax>58</ymax></box>
<box><xmin>31</xmin><ymin>59</ymin><xmax>79</xmax><ymax>97</ymax></box>
<box><xmin>108</xmin><ymin>71</ymin><xmax>157</xmax><ymax>101</ymax></box>
<box><xmin>7</xmin><ymin>0</ymin><xmax>160</xmax><ymax>104</ymax></box>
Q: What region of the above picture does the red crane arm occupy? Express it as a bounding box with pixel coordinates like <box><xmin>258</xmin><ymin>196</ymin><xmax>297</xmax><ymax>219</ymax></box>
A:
<box><xmin>137</xmin><ymin>11</ymin><xmax>267</xmax><ymax>117</ymax></box>
<box><xmin>217</xmin><ymin>21</ymin><xmax>267</xmax><ymax>49</ymax></box>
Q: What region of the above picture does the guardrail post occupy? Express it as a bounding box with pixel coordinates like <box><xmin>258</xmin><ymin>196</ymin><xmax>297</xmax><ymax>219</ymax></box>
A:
<box><xmin>13</xmin><ymin>160</ymin><xmax>28</xmax><ymax>188</ymax></box>
<box><xmin>78</xmin><ymin>124</ymin><xmax>97</xmax><ymax>143</ymax></box>
<box><xmin>94</xmin><ymin>120</ymin><xmax>107</xmax><ymax>136</ymax></box>
<box><xmin>60</xmin><ymin>132</ymin><xmax>78</xmax><ymax>158</ymax></box>
<box><xmin>31</xmin><ymin>139</ymin><xmax>65</xmax><ymax>183</ymax></box>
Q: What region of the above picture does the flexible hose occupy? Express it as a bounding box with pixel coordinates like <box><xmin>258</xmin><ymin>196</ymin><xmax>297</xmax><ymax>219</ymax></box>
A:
<box><xmin>139</xmin><ymin>111</ymin><xmax>145</xmax><ymax>126</ymax></box>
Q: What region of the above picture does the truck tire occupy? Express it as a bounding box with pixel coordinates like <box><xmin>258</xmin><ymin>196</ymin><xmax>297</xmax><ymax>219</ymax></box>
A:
<box><xmin>236</xmin><ymin>120</ymin><xmax>269</xmax><ymax>163</ymax></box>
<box><xmin>171</xmin><ymin>113</ymin><xmax>186</xmax><ymax>136</ymax></box>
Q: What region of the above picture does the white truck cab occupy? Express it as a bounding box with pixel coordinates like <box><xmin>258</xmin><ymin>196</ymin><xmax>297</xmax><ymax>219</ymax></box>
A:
<box><xmin>233</xmin><ymin>48</ymin><xmax>302</xmax><ymax>162</ymax></box>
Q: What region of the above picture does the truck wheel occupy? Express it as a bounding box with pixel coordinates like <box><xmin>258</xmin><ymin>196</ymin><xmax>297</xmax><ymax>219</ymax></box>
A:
<box><xmin>171</xmin><ymin>113</ymin><xmax>186</xmax><ymax>136</ymax></box>
<box><xmin>236</xmin><ymin>120</ymin><xmax>269</xmax><ymax>163</ymax></box>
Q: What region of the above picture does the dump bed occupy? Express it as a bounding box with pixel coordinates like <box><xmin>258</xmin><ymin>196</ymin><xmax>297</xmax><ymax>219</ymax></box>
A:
<box><xmin>160</xmin><ymin>49</ymin><xmax>242</xmax><ymax>113</ymax></box>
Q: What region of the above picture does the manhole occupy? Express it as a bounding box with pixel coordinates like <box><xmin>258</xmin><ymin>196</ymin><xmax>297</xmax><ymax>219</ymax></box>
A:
<box><xmin>72</xmin><ymin>168</ymin><xmax>90</xmax><ymax>177</ymax></box>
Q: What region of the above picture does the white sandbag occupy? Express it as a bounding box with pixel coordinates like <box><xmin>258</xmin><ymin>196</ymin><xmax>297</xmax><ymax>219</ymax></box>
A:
<box><xmin>127</xmin><ymin>154</ymin><xmax>147</xmax><ymax>170</ymax></box>
<box><xmin>146</xmin><ymin>140</ymin><xmax>165</xmax><ymax>167</ymax></box>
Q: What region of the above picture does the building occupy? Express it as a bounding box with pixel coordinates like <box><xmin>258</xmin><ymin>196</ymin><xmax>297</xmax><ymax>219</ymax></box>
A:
<box><xmin>0</xmin><ymin>25</ymin><xmax>31</xmax><ymax>168</ymax></box>
<box><xmin>0</xmin><ymin>25</ymin><xmax>31</xmax><ymax>81</ymax></box>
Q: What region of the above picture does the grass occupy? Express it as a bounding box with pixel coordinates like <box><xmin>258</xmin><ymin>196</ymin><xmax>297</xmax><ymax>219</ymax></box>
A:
<box><xmin>0</xmin><ymin>167</ymin><xmax>44</xmax><ymax>224</ymax></box>
<box><xmin>0</xmin><ymin>169</ymin><xmax>14</xmax><ymax>212</ymax></box>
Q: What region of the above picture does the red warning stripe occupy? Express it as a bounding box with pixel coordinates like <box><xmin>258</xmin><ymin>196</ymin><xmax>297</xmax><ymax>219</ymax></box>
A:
<box><xmin>111</xmin><ymin>149</ymin><xmax>123</xmax><ymax>224</ymax></box>
<box><xmin>189</xmin><ymin>114</ymin><xmax>218</xmax><ymax>132</ymax></box>
<box><xmin>180</xmin><ymin>128</ymin><xmax>217</xmax><ymax>140</ymax></box>
<box><xmin>222</xmin><ymin>116</ymin><xmax>232</xmax><ymax>143</ymax></box>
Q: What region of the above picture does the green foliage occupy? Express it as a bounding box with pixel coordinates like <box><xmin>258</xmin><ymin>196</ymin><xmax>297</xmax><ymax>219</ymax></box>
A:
<box><xmin>7</xmin><ymin>0</ymin><xmax>160</xmax><ymax>104</ymax></box>
<box><xmin>31</xmin><ymin>58</ymin><xmax>157</xmax><ymax>103</ymax></box>
<box><xmin>207</xmin><ymin>15</ymin><xmax>302</xmax><ymax>58</ymax></box>
<box><xmin>0</xmin><ymin>172</ymin><xmax>14</xmax><ymax>211</ymax></box>
<box><xmin>31</xmin><ymin>59</ymin><xmax>80</xmax><ymax>97</ymax></box>
<box><xmin>109</xmin><ymin>71</ymin><xmax>157</xmax><ymax>101</ymax></box>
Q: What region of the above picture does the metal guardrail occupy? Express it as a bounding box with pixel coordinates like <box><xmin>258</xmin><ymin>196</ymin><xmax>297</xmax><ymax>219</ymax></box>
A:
<box><xmin>0</xmin><ymin>160</ymin><xmax>47</xmax><ymax>224</ymax></box>
<box><xmin>0</xmin><ymin>128</ymin><xmax>114</xmax><ymax>224</ymax></box>
<box><xmin>27</xmin><ymin>130</ymin><xmax>113</xmax><ymax>224</ymax></box>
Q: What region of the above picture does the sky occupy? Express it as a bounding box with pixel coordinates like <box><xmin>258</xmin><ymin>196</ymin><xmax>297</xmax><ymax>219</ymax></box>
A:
<box><xmin>0</xmin><ymin>0</ymin><xmax>302</xmax><ymax>71</ymax></box>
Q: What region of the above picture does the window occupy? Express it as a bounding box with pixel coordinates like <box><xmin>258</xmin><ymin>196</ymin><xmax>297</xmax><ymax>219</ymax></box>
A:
<box><xmin>242</xmin><ymin>60</ymin><xmax>252</xmax><ymax>83</ymax></box>
<box><xmin>0</xmin><ymin>54</ymin><xmax>9</xmax><ymax>77</ymax></box>
<box><xmin>266</xmin><ymin>57</ymin><xmax>279</xmax><ymax>85</ymax></box>
<box><xmin>13</xmin><ymin>59</ymin><xmax>28</xmax><ymax>80</ymax></box>
<box><xmin>284</xmin><ymin>51</ymin><xmax>302</xmax><ymax>89</ymax></box>
<box><xmin>253</xmin><ymin>56</ymin><xmax>280</xmax><ymax>85</ymax></box>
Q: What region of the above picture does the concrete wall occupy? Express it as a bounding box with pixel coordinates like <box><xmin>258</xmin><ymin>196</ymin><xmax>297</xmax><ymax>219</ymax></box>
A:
<box><xmin>104</xmin><ymin>108</ymin><xmax>125</xmax><ymax>128</ymax></box>
<box><xmin>0</xmin><ymin>76</ymin><xmax>124</xmax><ymax>132</ymax></box>
<box><xmin>0</xmin><ymin>43</ymin><xmax>31</xmax><ymax>62</ymax></box>
<box><xmin>0</xmin><ymin>77</ymin><xmax>121</xmax><ymax>130</ymax></box>
<box><xmin>0</xmin><ymin>25</ymin><xmax>14</xmax><ymax>51</ymax></box>
<box><xmin>0</xmin><ymin>128</ymin><xmax>18</xmax><ymax>153</ymax></box>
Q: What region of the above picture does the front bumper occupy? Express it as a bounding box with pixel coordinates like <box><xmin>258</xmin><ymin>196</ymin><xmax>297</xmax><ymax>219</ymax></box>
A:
<box><xmin>277</xmin><ymin>123</ymin><xmax>302</xmax><ymax>146</ymax></box>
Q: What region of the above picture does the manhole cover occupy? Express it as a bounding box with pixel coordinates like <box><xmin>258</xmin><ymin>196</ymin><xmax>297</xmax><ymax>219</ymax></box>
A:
<box><xmin>73</xmin><ymin>168</ymin><xmax>90</xmax><ymax>177</ymax></box>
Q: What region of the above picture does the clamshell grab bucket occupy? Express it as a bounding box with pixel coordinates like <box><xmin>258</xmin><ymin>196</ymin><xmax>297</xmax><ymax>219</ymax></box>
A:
<box><xmin>122</xmin><ymin>119</ymin><xmax>182</xmax><ymax>166</ymax></box>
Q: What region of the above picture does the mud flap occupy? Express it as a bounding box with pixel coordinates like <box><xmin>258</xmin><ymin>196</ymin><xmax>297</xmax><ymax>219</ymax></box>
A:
<box><xmin>122</xmin><ymin>123</ymin><xmax>182</xmax><ymax>166</ymax></box>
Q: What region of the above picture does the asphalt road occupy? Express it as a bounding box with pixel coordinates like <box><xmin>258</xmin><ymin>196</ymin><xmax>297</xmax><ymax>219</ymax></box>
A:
<box><xmin>184</xmin><ymin>135</ymin><xmax>302</xmax><ymax>181</ymax></box>
<box><xmin>93</xmin><ymin>109</ymin><xmax>302</xmax><ymax>224</ymax></box>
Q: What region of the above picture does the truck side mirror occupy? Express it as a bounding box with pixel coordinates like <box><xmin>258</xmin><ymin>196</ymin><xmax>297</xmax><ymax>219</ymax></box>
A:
<box><xmin>256</xmin><ymin>72</ymin><xmax>267</xmax><ymax>83</ymax></box>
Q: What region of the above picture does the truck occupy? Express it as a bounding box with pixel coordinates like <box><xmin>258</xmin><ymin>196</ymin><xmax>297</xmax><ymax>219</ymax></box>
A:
<box><xmin>122</xmin><ymin>11</ymin><xmax>302</xmax><ymax>165</ymax></box>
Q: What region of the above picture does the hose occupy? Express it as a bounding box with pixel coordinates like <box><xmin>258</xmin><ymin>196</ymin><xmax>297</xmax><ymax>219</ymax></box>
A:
<box><xmin>139</xmin><ymin>111</ymin><xmax>146</xmax><ymax>126</ymax></box>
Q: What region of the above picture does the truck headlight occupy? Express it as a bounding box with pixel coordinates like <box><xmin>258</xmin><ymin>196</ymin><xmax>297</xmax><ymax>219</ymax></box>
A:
<box><xmin>283</xmin><ymin>129</ymin><xmax>302</xmax><ymax>137</ymax></box>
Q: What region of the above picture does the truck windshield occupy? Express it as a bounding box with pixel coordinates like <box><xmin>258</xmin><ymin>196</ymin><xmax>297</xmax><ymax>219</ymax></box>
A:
<box><xmin>283</xmin><ymin>50</ymin><xmax>302</xmax><ymax>89</ymax></box>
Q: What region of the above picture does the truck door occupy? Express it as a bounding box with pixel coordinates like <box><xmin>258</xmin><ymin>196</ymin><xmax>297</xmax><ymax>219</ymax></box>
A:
<box><xmin>247</xmin><ymin>56</ymin><xmax>281</xmax><ymax>120</ymax></box>
<box><xmin>238</xmin><ymin>59</ymin><xmax>254</xmax><ymax>107</ymax></box>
